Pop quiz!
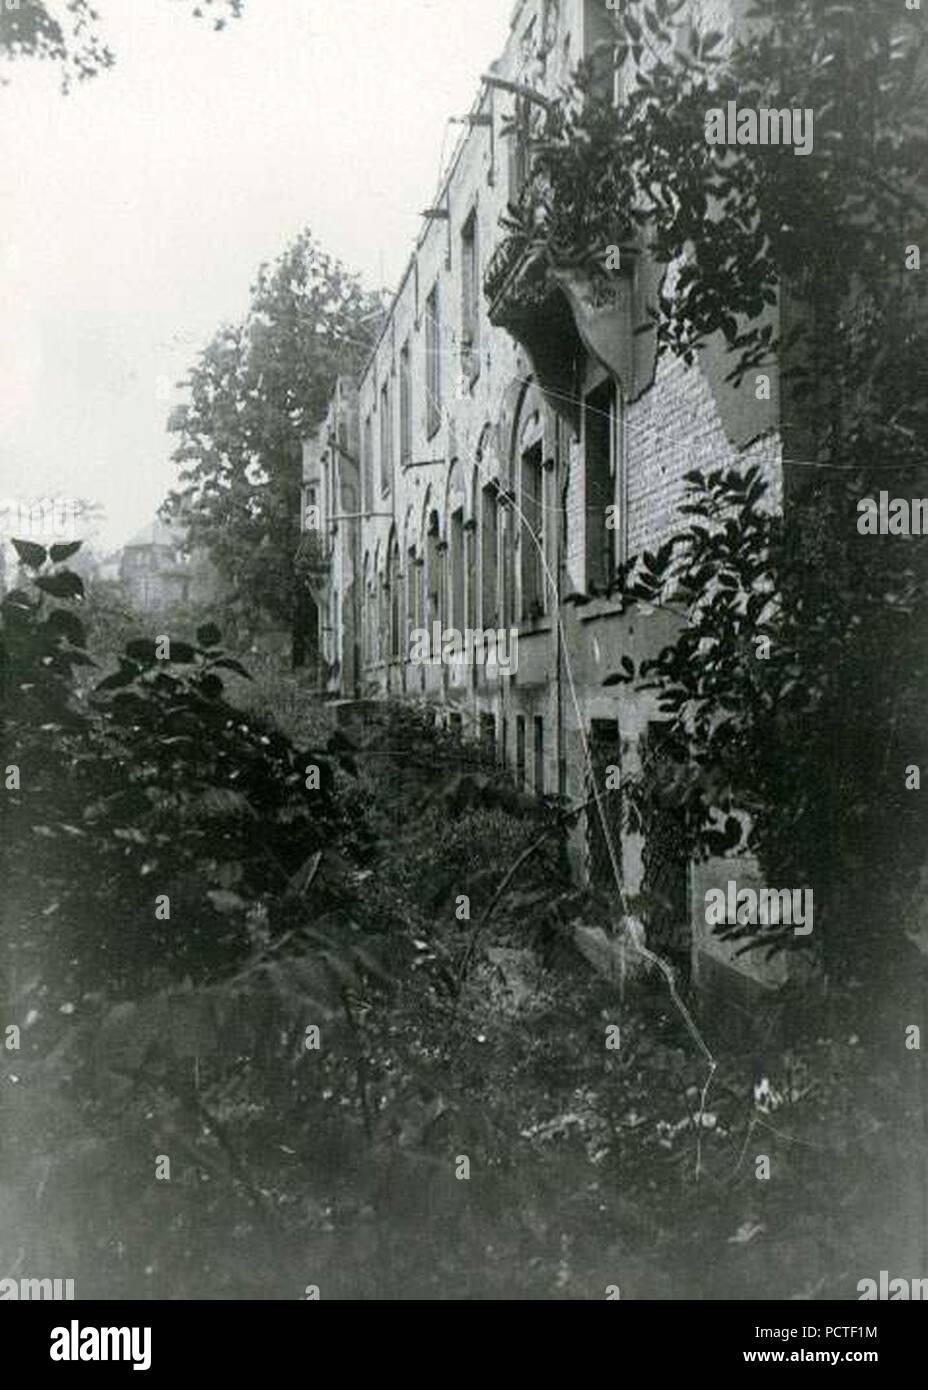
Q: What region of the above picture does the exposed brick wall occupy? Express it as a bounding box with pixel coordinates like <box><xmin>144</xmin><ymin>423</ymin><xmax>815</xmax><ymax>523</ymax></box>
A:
<box><xmin>626</xmin><ymin>352</ymin><xmax>782</xmax><ymax>558</ymax></box>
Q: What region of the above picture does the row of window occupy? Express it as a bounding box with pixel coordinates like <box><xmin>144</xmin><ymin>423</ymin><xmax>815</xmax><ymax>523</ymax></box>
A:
<box><xmin>361</xmin><ymin>456</ymin><xmax>554</xmax><ymax>671</ymax></box>
<box><xmin>356</xmin><ymin>0</ymin><xmax>632</xmax><ymax>513</ymax></box>
<box><xmin>362</xmin><ymin>214</ymin><xmax>482</xmax><ymax>509</ymax></box>
<box><xmin>482</xmin><ymin>710</ymin><xmax>547</xmax><ymax>797</ymax></box>
<box><xmin>480</xmin><ymin>710</ymin><xmax>624</xmax><ymax>889</ymax></box>
<box><xmin>359</xmin><ymin>374</ymin><xmax>620</xmax><ymax>672</ymax></box>
<box><xmin>452</xmin><ymin>702</ymin><xmax>692</xmax><ymax>966</ymax></box>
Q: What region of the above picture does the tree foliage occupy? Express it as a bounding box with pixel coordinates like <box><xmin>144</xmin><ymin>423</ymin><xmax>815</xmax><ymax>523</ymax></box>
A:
<box><xmin>1</xmin><ymin>539</ymin><xmax>356</xmax><ymax>995</ymax></box>
<box><xmin>162</xmin><ymin>229</ymin><xmax>382</xmax><ymax>653</ymax></box>
<box><xmin>496</xmin><ymin>0</ymin><xmax>927</xmax><ymax>384</ymax></box>
<box><xmin>0</xmin><ymin>0</ymin><xmax>244</xmax><ymax>90</ymax></box>
<box><xmin>606</xmin><ymin>467</ymin><xmax>928</xmax><ymax>974</ymax></box>
<box><xmin>492</xmin><ymin>0</ymin><xmax>928</xmax><ymax>972</ymax></box>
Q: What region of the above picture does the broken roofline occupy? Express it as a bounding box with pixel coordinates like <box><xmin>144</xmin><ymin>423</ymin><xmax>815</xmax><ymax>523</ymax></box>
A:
<box><xmin>356</xmin><ymin>57</ymin><xmax>521</xmax><ymax>382</ymax></box>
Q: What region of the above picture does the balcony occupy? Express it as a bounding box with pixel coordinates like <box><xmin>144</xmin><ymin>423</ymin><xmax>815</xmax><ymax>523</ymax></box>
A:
<box><xmin>485</xmin><ymin>237</ymin><xmax>585</xmax><ymax>432</ymax></box>
<box><xmin>485</xmin><ymin>230</ymin><xmax>642</xmax><ymax>422</ymax></box>
<box><xmin>484</xmin><ymin>69</ymin><xmax>654</xmax><ymax>403</ymax></box>
<box><xmin>295</xmin><ymin>529</ymin><xmax>333</xmax><ymax>599</ymax></box>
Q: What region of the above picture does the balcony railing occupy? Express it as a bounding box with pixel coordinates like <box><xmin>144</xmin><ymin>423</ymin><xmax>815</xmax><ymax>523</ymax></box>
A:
<box><xmin>295</xmin><ymin>529</ymin><xmax>333</xmax><ymax>594</ymax></box>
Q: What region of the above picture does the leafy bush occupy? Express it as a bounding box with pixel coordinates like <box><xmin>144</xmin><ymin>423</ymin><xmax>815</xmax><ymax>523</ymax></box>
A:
<box><xmin>1</xmin><ymin>540</ymin><xmax>353</xmax><ymax>996</ymax></box>
<box><xmin>605</xmin><ymin>466</ymin><xmax>928</xmax><ymax>976</ymax></box>
<box><xmin>495</xmin><ymin>0</ymin><xmax>928</xmax><ymax>978</ymax></box>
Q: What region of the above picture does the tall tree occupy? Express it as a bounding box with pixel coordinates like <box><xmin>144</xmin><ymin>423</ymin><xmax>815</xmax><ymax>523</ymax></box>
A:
<box><xmin>163</xmin><ymin>228</ymin><xmax>382</xmax><ymax>666</ymax></box>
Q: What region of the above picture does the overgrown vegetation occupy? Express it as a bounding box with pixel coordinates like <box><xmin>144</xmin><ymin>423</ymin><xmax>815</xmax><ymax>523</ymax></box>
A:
<box><xmin>2</xmin><ymin>540</ymin><xmax>357</xmax><ymax>997</ymax></box>
<box><xmin>3</xmin><ymin>0</ymin><xmax>926</xmax><ymax>1302</ymax></box>
<box><xmin>603</xmin><ymin>465</ymin><xmax>928</xmax><ymax>980</ymax></box>
<box><xmin>0</xmin><ymin>0</ymin><xmax>245</xmax><ymax>91</ymax></box>
<box><xmin>2</xmin><ymin>553</ymin><xmax>924</xmax><ymax>1298</ymax></box>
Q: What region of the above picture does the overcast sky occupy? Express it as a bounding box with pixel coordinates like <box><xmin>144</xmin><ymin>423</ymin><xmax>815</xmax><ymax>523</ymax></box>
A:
<box><xmin>0</xmin><ymin>0</ymin><xmax>512</xmax><ymax>550</ymax></box>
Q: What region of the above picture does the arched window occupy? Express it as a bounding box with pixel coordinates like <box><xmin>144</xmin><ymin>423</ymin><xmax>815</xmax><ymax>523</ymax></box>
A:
<box><xmin>520</xmin><ymin>439</ymin><xmax>545</xmax><ymax>618</ymax></box>
<box><xmin>449</xmin><ymin>508</ymin><xmax>465</xmax><ymax>632</ymax></box>
<box><xmin>499</xmin><ymin>492</ymin><xmax>515</xmax><ymax>631</ymax></box>
<box><xmin>389</xmin><ymin>537</ymin><xmax>401</xmax><ymax>661</ymax></box>
<box><xmin>584</xmin><ymin>377</ymin><xmax>622</xmax><ymax>589</ymax></box>
<box><xmin>425</xmin><ymin>511</ymin><xmax>442</xmax><ymax>631</ymax></box>
<box><xmin>370</xmin><ymin>543</ymin><xmax>382</xmax><ymax>668</ymax></box>
<box><xmin>362</xmin><ymin>553</ymin><xmax>371</xmax><ymax>666</ymax></box>
<box><xmin>405</xmin><ymin>546</ymin><xmax>418</xmax><ymax>655</ymax></box>
<box><xmin>481</xmin><ymin>483</ymin><xmax>499</xmax><ymax>628</ymax></box>
<box><xmin>379</xmin><ymin>571</ymin><xmax>389</xmax><ymax>665</ymax></box>
<box><xmin>467</xmin><ymin>463</ymin><xmax>481</xmax><ymax>631</ymax></box>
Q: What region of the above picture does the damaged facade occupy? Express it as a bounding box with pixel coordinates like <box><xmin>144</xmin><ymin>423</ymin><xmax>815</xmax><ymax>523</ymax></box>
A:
<box><xmin>300</xmin><ymin>0</ymin><xmax>799</xmax><ymax>1000</ymax></box>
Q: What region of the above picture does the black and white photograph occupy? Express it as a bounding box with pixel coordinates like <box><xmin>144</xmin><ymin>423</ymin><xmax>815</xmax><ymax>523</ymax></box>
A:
<box><xmin>1</xmin><ymin>0</ymin><xmax>926</xmax><ymax>1339</ymax></box>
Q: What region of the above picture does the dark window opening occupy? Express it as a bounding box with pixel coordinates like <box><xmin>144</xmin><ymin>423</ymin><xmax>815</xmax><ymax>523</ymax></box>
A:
<box><xmin>533</xmin><ymin>715</ymin><xmax>545</xmax><ymax>794</ymax></box>
<box><xmin>450</xmin><ymin>508</ymin><xmax>465</xmax><ymax>632</ymax></box>
<box><xmin>520</xmin><ymin>441</ymin><xmax>545</xmax><ymax>619</ymax></box>
<box><xmin>465</xmin><ymin>523</ymin><xmax>477</xmax><ymax>630</ymax></box>
<box><xmin>461</xmin><ymin>210</ymin><xmax>480</xmax><ymax>381</ymax></box>
<box><xmin>425</xmin><ymin>514</ymin><xmax>442</xmax><ymax>629</ymax></box>
<box><xmin>389</xmin><ymin>542</ymin><xmax>401</xmax><ymax>661</ymax></box>
<box><xmin>481</xmin><ymin>485</ymin><xmax>499</xmax><ymax>628</ymax></box>
<box><xmin>405</xmin><ymin>549</ymin><xmax>419</xmax><ymax>652</ymax></box>
<box><xmin>584</xmin><ymin>379</ymin><xmax>617</xmax><ymax>592</ymax></box>
<box><xmin>399</xmin><ymin>341</ymin><xmax>412</xmax><ymax>467</ymax></box>
<box><xmin>425</xmin><ymin>284</ymin><xmax>442</xmax><ymax>438</ymax></box>
<box><xmin>587</xmin><ymin>717</ymin><xmax>622</xmax><ymax>891</ymax></box>
<box><xmin>499</xmin><ymin>502</ymin><xmax>515</xmax><ymax>631</ymax></box>
<box><xmin>380</xmin><ymin>379</ymin><xmax>393</xmax><ymax>495</ymax></box>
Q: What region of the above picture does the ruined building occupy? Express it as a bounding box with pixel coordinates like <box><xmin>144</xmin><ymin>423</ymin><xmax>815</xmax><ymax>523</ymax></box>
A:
<box><xmin>300</xmin><ymin>0</ymin><xmax>794</xmax><ymax>1000</ymax></box>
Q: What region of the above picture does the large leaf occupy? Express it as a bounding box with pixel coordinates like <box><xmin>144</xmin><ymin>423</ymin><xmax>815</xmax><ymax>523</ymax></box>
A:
<box><xmin>125</xmin><ymin>639</ymin><xmax>159</xmax><ymax>666</ymax></box>
<box><xmin>11</xmin><ymin>538</ymin><xmax>47</xmax><ymax>569</ymax></box>
<box><xmin>49</xmin><ymin>541</ymin><xmax>83</xmax><ymax>563</ymax></box>
<box><xmin>35</xmin><ymin>571</ymin><xmax>84</xmax><ymax>600</ymax></box>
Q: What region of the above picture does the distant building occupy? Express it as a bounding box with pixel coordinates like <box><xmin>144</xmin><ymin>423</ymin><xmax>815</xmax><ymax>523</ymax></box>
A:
<box><xmin>119</xmin><ymin>520</ymin><xmax>216</xmax><ymax>611</ymax></box>
<box><xmin>96</xmin><ymin>550</ymin><xmax>123</xmax><ymax>584</ymax></box>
